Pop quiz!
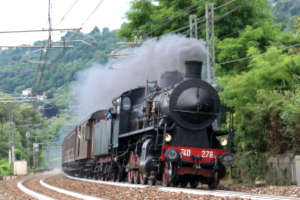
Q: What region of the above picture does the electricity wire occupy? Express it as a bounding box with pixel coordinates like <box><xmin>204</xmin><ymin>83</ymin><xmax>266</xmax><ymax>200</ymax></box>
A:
<box><xmin>80</xmin><ymin>0</ymin><xmax>105</xmax><ymax>28</ymax></box>
<box><xmin>145</xmin><ymin>0</ymin><xmax>239</xmax><ymax>37</ymax></box>
<box><xmin>214</xmin><ymin>0</ymin><xmax>237</xmax><ymax>10</ymax></box>
<box><xmin>138</xmin><ymin>0</ymin><xmax>205</xmax><ymax>31</ymax></box>
<box><xmin>145</xmin><ymin>1</ymin><xmax>205</xmax><ymax>36</ymax></box>
<box><xmin>56</xmin><ymin>0</ymin><xmax>80</xmax><ymax>26</ymax></box>
<box><xmin>217</xmin><ymin>43</ymin><xmax>300</xmax><ymax>65</ymax></box>
<box><xmin>169</xmin><ymin>16</ymin><xmax>205</xmax><ymax>34</ymax></box>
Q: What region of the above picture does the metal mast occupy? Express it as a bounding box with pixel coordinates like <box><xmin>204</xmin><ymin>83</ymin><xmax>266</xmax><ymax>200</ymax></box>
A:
<box><xmin>189</xmin><ymin>15</ymin><xmax>198</xmax><ymax>39</ymax></box>
<box><xmin>205</xmin><ymin>3</ymin><xmax>215</xmax><ymax>85</ymax></box>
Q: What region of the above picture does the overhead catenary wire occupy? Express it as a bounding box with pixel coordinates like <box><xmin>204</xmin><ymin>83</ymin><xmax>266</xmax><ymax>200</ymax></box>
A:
<box><xmin>80</xmin><ymin>0</ymin><xmax>105</xmax><ymax>28</ymax></box>
<box><xmin>217</xmin><ymin>43</ymin><xmax>300</xmax><ymax>65</ymax></box>
<box><xmin>214</xmin><ymin>0</ymin><xmax>237</xmax><ymax>10</ymax></box>
<box><xmin>145</xmin><ymin>1</ymin><xmax>205</xmax><ymax>36</ymax></box>
<box><xmin>33</xmin><ymin>47</ymin><xmax>47</xmax><ymax>89</ymax></box>
<box><xmin>35</xmin><ymin>48</ymin><xmax>49</xmax><ymax>90</ymax></box>
<box><xmin>56</xmin><ymin>0</ymin><xmax>80</xmax><ymax>26</ymax></box>
<box><xmin>169</xmin><ymin>16</ymin><xmax>205</xmax><ymax>34</ymax></box>
<box><xmin>33</xmin><ymin>29</ymin><xmax>81</xmax><ymax>90</ymax></box>
<box><xmin>144</xmin><ymin>0</ymin><xmax>240</xmax><ymax>37</ymax></box>
<box><xmin>138</xmin><ymin>0</ymin><xmax>206</xmax><ymax>31</ymax></box>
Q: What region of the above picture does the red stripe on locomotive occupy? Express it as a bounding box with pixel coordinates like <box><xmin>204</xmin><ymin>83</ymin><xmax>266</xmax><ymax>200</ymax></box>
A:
<box><xmin>161</xmin><ymin>144</ymin><xmax>229</xmax><ymax>163</ymax></box>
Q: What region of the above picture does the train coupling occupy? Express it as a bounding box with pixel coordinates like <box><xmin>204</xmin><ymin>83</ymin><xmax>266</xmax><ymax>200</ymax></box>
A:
<box><xmin>191</xmin><ymin>155</ymin><xmax>203</xmax><ymax>169</ymax></box>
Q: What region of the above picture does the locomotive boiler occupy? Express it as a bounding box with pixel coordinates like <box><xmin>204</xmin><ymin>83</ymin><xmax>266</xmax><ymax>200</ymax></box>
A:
<box><xmin>62</xmin><ymin>60</ymin><xmax>234</xmax><ymax>189</ymax></box>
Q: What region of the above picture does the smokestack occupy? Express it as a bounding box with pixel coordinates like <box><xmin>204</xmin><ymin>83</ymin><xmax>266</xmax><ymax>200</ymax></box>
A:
<box><xmin>184</xmin><ymin>60</ymin><xmax>202</xmax><ymax>79</ymax></box>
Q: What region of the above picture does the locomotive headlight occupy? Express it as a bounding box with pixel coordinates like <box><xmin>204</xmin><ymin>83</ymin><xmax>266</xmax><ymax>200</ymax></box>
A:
<box><xmin>220</xmin><ymin>138</ymin><xmax>228</xmax><ymax>146</ymax></box>
<box><xmin>165</xmin><ymin>133</ymin><xmax>172</xmax><ymax>142</ymax></box>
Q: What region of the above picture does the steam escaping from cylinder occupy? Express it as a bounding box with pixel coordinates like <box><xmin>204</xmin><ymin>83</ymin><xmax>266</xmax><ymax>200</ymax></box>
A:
<box><xmin>71</xmin><ymin>34</ymin><xmax>208</xmax><ymax>117</ymax></box>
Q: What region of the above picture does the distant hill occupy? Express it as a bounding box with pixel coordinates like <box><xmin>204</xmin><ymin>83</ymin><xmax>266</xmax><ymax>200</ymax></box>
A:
<box><xmin>0</xmin><ymin>27</ymin><xmax>121</xmax><ymax>96</ymax></box>
<box><xmin>270</xmin><ymin>0</ymin><xmax>300</xmax><ymax>31</ymax></box>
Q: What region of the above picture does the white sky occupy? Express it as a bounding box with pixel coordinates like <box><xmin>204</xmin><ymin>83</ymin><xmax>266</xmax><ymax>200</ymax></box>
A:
<box><xmin>0</xmin><ymin>0</ymin><xmax>131</xmax><ymax>46</ymax></box>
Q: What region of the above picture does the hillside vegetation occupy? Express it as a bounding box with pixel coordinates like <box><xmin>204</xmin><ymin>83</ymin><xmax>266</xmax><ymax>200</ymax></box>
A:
<box><xmin>270</xmin><ymin>0</ymin><xmax>300</xmax><ymax>30</ymax></box>
<box><xmin>0</xmin><ymin>28</ymin><xmax>121</xmax><ymax>174</ymax></box>
<box><xmin>0</xmin><ymin>27</ymin><xmax>120</xmax><ymax>97</ymax></box>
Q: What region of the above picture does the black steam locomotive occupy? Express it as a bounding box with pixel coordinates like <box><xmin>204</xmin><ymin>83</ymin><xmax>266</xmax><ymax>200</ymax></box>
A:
<box><xmin>62</xmin><ymin>60</ymin><xmax>234</xmax><ymax>189</ymax></box>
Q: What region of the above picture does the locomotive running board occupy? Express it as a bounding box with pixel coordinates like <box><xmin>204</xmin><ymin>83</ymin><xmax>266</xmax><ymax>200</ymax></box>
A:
<box><xmin>119</xmin><ymin>126</ymin><xmax>155</xmax><ymax>138</ymax></box>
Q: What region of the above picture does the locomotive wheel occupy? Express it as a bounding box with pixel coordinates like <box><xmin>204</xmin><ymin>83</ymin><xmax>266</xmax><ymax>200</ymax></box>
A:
<box><xmin>133</xmin><ymin>156</ymin><xmax>140</xmax><ymax>184</ymax></box>
<box><xmin>180</xmin><ymin>180</ymin><xmax>188</xmax><ymax>187</ymax></box>
<box><xmin>208</xmin><ymin>172</ymin><xmax>219</xmax><ymax>190</ymax></box>
<box><xmin>128</xmin><ymin>170</ymin><xmax>134</xmax><ymax>183</ymax></box>
<box><xmin>189</xmin><ymin>178</ymin><xmax>198</xmax><ymax>188</ymax></box>
<box><xmin>133</xmin><ymin>171</ymin><xmax>139</xmax><ymax>184</ymax></box>
<box><xmin>113</xmin><ymin>170</ymin><xmax>121</xmax><ymax>182</ymax></box>
<box><xmin>180</xmin><ymin>177</ymin><xmax>188</xmax><ymax>188</ymax></box>
<box><xmin>127</xmin><ymin>152</ymin><xmax>135</xmax><ymax>183</ymax></box>
<box><xmin>162</xmin><ymin>162</ymin><xmax>173</xmax><ymax>187</ymax></box>
<box><xmin>148</xmin><ymin>176</ymin><xmax>156</xmax><ymax>186</ymax></box>
<box><xmin>139</xmin><ymin>172</ymin><xmax>147</xmax><ymax>184</ymax></box>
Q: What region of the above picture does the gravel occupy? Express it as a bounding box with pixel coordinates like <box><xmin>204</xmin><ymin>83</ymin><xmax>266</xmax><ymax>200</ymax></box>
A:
<box><xmin>46</xmin><ymin>175</ymin><xmax>244</xmax><ymax>200</ymax></box>
<box><xmin>1</xmin><ymin>172</ymin><xmax>300</xmax><ymax>200</ymax></box>
<box><xmin>0</xmin><ymin>177</ymin><xmax>34</xmax><ymax>200</ymax></box>
<box><xmin>23</xmin><ymin>176</ymin><xmax>79</xmax><ymax>200</ymax></box>
<box><xmin>219</xmin><ymin>184</ymin><xmax>300</xmax><ymax>198</ymax></box>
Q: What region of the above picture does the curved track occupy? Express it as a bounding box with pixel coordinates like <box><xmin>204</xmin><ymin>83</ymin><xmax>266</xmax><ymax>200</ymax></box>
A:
<box><xmin>18</xmin><ymin>177</ymin><xmax>56</xmax><ymax>200</ymax></box>
<box><xmin>18</xmin><ymin>174</ymin><xmax>105</xmax><ymax>200</ymax></box>
<box><xmin>65</xmin><ymin>174</ymin><xmax>300</xmax><ymax>200</ymax></box>
<box><xmin>17</xmin><ymin>173</ymin><xmax>300</xmax><ymax>200</ymax></box>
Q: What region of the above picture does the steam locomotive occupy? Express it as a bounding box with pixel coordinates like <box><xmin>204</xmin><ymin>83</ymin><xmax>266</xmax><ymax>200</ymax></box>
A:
<box><xmin>62</xmin><ymin>60</ymin><xmax>234</xmax><ymax>189</ymax></box>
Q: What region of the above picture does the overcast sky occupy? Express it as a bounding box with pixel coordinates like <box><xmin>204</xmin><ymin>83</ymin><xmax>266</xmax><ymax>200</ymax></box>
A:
<box><xmin>0</xmin><ymin>0</ymin><xmax>131</xmax><ymax>46</ymax></box>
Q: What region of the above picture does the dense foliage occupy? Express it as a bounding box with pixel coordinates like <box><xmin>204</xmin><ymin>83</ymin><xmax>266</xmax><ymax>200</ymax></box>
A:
<box><xmin>120</xmin><ymin>0</ymin><xmax>300</xmax><ymax>183</ymax></box>
<box><xmin>0</xmin><ymin>92</ymin><xmax>47</xmax><ymax>175</ymax></box>
<box><xmin>119</xmin><ymin>0</ymin><xmax>271</xmax><ymax>40</ymax></box>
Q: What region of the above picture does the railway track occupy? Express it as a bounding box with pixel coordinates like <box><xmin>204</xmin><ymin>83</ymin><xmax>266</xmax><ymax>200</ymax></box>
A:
<box><xmin>17</xmin><ymin>173</ymin><xmax>105</xmax><ymax>200</ymax></box>
<box><xmin>16</xmin><ymin>172</ymin><xmax>300</xmax><ymax>200</ymax></box>
<box><xmin>65</xmin><ymin>175</ymin><xmax>300</xmax><ymax>200</ymax></box>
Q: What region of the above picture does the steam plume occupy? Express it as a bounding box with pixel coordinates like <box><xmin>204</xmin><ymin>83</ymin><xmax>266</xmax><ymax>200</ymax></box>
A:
<box><xmin>72</xmin><ymin>34</ymin><xmax>207</xmax><ymax>117</ymax></box>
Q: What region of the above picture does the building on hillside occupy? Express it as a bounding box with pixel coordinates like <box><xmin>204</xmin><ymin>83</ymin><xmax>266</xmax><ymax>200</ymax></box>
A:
<box><xmin>21</xmin><ymin>88</ymin><xmax>32</xmax><ymax>96</ymax></box>
<box><xmin>36</xmin><ymin>92</ymin><xmax>46</xmax><ymax>101</ymax></box>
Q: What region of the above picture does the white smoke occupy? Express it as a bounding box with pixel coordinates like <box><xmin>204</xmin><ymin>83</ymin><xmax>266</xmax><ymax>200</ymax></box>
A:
<box><xmin>71</xmin><ymin>34</ymin><xmax>207</xmax><ymax>117</ymax></box>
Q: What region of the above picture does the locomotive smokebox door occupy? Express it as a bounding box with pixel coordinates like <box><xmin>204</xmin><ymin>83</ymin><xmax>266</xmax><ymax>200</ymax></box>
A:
<box><xmin>169</xmin><ymin>79</ymin><xmax>220</xmax><ymax>130</ymax></box>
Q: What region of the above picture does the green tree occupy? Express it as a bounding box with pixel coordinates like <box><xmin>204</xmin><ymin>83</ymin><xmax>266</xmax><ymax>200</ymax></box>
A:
<box><xmin>119</xmin><ymin>0</ymin><xmax>271</xmax><ymax>40</ymax></box>
<box><xmin>219</xmin><ymin>47</ymin><xmax>300</xmax><ymax>153</ymax></box>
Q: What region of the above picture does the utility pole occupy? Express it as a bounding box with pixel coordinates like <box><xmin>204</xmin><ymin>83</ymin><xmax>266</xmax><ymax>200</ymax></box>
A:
<box><xmin>26</xmin><ymin>129</ymin><xmax>30</xmax><ymax>168</ymax></box>
<box><xmin>33</xmin><ymin>136</ymin><xmax>38</xmax><ymax>169</ymax></box>
<box><xmin>8</xmin><ymin>109</ymin><xmax>14</xmax><ymax>166</ymax></box>
<box><xmin>189</xmin><ymin>15</ymin><xmax>198</xmax><ymax>39</ymax></box>
<box><xmin>1</xmin><ymin>97</ymin><xmax>39</xmax><ymax>173</ymax></box>
<box><xmin>30</xmin><ymin>134</ymin><xmax>55</xmax><ymax>169</ymax></box>
<box><xmin>205</xmin><ymin>3</ymin><xmax>215</xmax><ymax>85</ymax></box>
<box><xmin>48</xmin><ymin>0</ymin><xmax>52</xmax><ymax>48</ymax></box>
